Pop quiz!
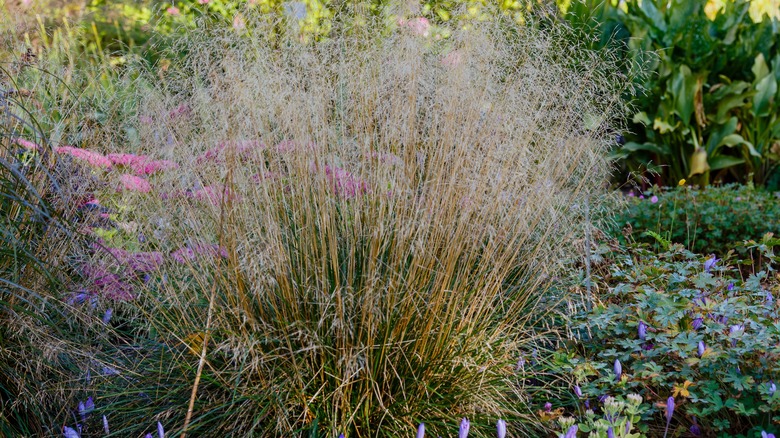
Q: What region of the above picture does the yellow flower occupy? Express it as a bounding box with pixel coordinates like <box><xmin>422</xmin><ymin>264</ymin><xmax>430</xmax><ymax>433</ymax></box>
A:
<box><xmin>672</xmin><ymin>380</ymin><xmax>695</xmax><ymax>398</ymax></box>
<box><xmin>678</xmin><ymin>179</ymin><xmax>686</xmax><ymax>186</ymax></box>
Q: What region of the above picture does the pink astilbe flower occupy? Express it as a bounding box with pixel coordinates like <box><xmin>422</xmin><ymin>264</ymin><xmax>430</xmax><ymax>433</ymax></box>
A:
<box><xmin>118</xmin><ymin>174</ymin><xmax>152</xmax><ymax>193</ymax></box>
<box><xmin>166</xmin><ymin>6</ymin><xmax>180</xmax><ymax>15</ymax></box>
<box><xmin>171</xmin><ymin>243</ymin><xmax>228</xmax><ymax>263</ymax></box>
<box><xmin>12</xmin><ymin>137</ymin><xmax>41</xmax><ymax>151</ymax></box>
<box><xmin>196</xmin><ymin>140</ymin><xmax>264</xmax><ymax>164</ymax></box>
<box><xmin>99</xmin><ymin>245</ymin><xmax>164</xmax><ymax>272</ymax></box>
<box><xmin>81</xmin><ymin>264</ymin><xmax>135</xmax><ymax>301</ymax></box>
<box><xmin>56</xmin><ymin>146</ymin><xmax>112</xmax><ymax>168</ymax></box>
<box><xmin>442</xmin><ymin>50</ymin><xmax>463</xmax><ymax>68</ymax></box>
<box><xmin>401</xmin><ymin>17</ymin><xmax>430</xmax><ymax>36</ymax></box>
<box><xmin>107</xmin><ymin>153</ymin><xmax>178</xmax><ymax>175</ymax></box>
<box><xmin>324</xmin><ymin>165</ymin><xmax>369</xmax><ymax>199</ymax></box>
<box><xmin>188</xmin><ymin>184</ymin><xmax>240</xmax><ymax>205</ymax></box>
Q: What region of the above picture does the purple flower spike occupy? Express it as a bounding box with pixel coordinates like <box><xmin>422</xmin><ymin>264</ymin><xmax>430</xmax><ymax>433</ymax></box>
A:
<box><xmin>666</xmin><ymin>396</ymin><xmax>675</xmax><ymax>422</ymax></box>
<box><xmin>698</xmin><ymin>341</ymin><xmax>706</xmax><ymax>358</ymax></box>
<box><xmin>63</xmin><ymin>426</ymin><xmax>80</xmax><ymax>438</ymax></box>
<box><xmin>692</xmin><ymin>318</ymin><xmax>703</xmax><ymax>330</ymax></box>
<box><xmin>614</xmin><ymin>359</ymin><xmax>622</xmax><ymax>381</ymax></box>
<box><xmin>459</xmin><ymin>418</ymin><xmax>470</xmax><ymax>438</ymax></box>
<box><xmin>574</xmin><ymin>385</ymin><xmax>583</xmax><ymax>398</ymax></box>
<box><xmin>417</xmin><ymin>423</ymin><xmax>425</xmax><ymax>438</ymax></box>
<box><xmin>158</xmin><ymin>421</ymin><xmax>165</xmax><ymax>438</ymax></box>
<box><xmin>607</xmin><ymin>427</ymin><xmax>615</xmax><ymax>438</ymax></box>
<box><xmin>564</xmin><ymin>425</ymin><xmax>578</xmax><ymax>438</ymax></box>
<box><xmin>638</xmin><ymin>321</ymin><xmax>647</xmax><ymax>340</ymax></box>
<box><xmin>544</xmin><ymin>402</ymin><xmax>552</xmax><ymax>412</ymax></box>
<box><xmin>704</xmin><ymin>256</ymin><xmax>719</xmax><ymax>273</ymax></box>
<box><xmin>103</xmin><ymin>415</ymin><xmax>109</xmax><ymax>435</ymax></box>
<box><xmin>497</xmin><ymin>419</ymin><xmax>506</xmax><ymax>438</ymax></box>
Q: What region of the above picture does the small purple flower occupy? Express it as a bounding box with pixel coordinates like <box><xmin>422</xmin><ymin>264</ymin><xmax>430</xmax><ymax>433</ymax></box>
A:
<box><xmin>103</xmin><ymin>415</ymin><xmax>109</xmax><ymax>435</ymax></box>
<box><xmin>84</xmin><ymin>397</ymin><xmax>94</xmax><ymax>414</ymax></box>
<box><xmin>767</xmin><ymin>291</ymin><xmax>774</xmax><ymax>305</ymax></box>
<box><xmin>338</xmin><ymin>434</ymin><xmax>345</xmax><ymax>438</ymax></box>
<box><xmin>729</xmin><ymin>324</ymin><xmax>745</xmax><ymax>347</ymax></box>
<box><xmin>625</xmin><ymin>421</ymin><xmax>632</xmax><ymax>434</ymax></box>
<box><xmin>614</xmin><ymin>359</ymin><xmax>622</xmax><ymax>381</ymax></box>
<box><xmin>650</xmin><ymin>195</ymin><xmax>659</xmax><ymax>203</ymax></box>
<box><xmin>769</xmin><ymin>381</ymin><xmax>777</xmax><ymax>396</ymax></box>
<box><xmin>574</xmin><ymin>385</ymin><xmax>583</xmax><ymax>398</ymax></box>
<box><xmin>564</xmin><ymin>425</ymin><xmax>578</xmax><ymax>438</ymax></box>
<box><xmin>158</xmin><ymin>421</ymin><xmax>165</xmax><ymax>438</ymax></box>
<box><xmin>727</xmin><ymin>283</ymin><xmax>735</xmax><ymax>291</ymax></box>
<box><xmin>459</xmin><ymin>418</ymin><xmax>470</xmax><ymax>438</ymax></box>
<box><xmin>102</xmin><ymin>308</ymin><xmax>113</xmax><ymax>324</ymax></box>
<box><xmin>544</xmin><ymin>402</ymin><xmax>552</xmax><ymax>412</ymax></box>
<box><xmin>63</xmin><ymin>426</ymin><xmax>80</xmax><ymax>438</ymax></box>
<box><xmin>417</xmin><ymin>423</ymin><xmax>425</xmax><ymax>438</ymax></box>
<box><xmin>496</xmin><ymin>419</ymin><xmax>506</xmax><ymax>438</ymax></box>
<box><xmin>698</xmin><ymin>341</ymin><xmax>706</xmax><ymax>358</ymax></box>
<box><xmin>77</xmin><ymin>401</ymin><xmax>86</xmax><ymax>422</ymax></box>
<box><xmin>666</xmin><ymin>396</ymin><xmax>675</xmax><ymax>422</ymax></box>
<box><xmin>762</xmin><ymin>432</ymin><xmax>776</xmax><ymax>438</ymax></box>
<box><xmin>516</xmin><ymin>356</ymin><xmax>526</xmax><ymax>371</ymax></box>
<box><xmin>690</xmin><ymin>424</ymin><xmax>701</xmax><ymax>436</ymax></box>
<box><xmin>704</xmin><ymin>256</ymin><xmax>719</xmax><ymax>273</ymax></box>
<box><xmin>607</xmin><ymin>427</ymin><xmax>615</xmax><ymax>438</ymax></box>
<box><xmin>598</xmin><ymin>394</ymin><xmax>609</xmax><ymax>403</ymax></box>
<box><xmin>692</xmin><ymin>318</ymin><xmax>703</xmax><ymax>330</ymax></box>
<box><xmin>638</xmin><ymin>321</ymin><xmax>647</xmax><ymax>340</ymax></box>
<box><xmin>641</xmin><ymin>342</ymin><xmax>654</xmax><ymax>351</ymax></box>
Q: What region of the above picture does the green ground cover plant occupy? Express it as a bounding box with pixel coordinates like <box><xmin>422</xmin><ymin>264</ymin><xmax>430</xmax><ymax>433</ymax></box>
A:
<box><xmin>551</xmin><ymin>242</ymin><xmax>780</xmax><ymax>437</ymax></box>
<box><xmin>612</xmin><ymin>184</ymin><xmax>780</xmax><ymax>256</ymax></box>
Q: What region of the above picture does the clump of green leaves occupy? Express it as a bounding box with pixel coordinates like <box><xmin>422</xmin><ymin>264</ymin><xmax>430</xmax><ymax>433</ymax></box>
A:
<box><xmin>565</xmin><ymin>0</ymin><xmax>780</xmax><ymax>187</ymax></box>
<box><xmin>611</xmin><ymin>184</ymin><xmax>780</xmax><ymax>255</ymax></box>
<box><xmin>555</xmin><ymin>243</ymin><xmax>780</xmax><ymax>436</ymax></box>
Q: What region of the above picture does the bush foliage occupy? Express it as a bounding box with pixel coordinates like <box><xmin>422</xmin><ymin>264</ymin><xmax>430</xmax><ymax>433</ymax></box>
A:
<box><xmin>612</xmin><ymin>184</ymin><xmax>780</xmax><ymax>255</ymax></box>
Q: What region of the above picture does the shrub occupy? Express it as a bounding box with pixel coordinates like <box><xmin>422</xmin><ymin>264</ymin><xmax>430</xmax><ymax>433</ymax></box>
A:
<box><xmin>564</xmin><ymin>0</ymin><xmax>780</xmax><ymax>187</ymax></box>
<box><xmin>611</xmin><ymin>184</ymin><xmax>780</xmax><ymax>255</ymax></box>
<box><xmin>553</xmin><ymin>242</ymin><xmax>780</xmax><ymax>437</ymax></box>
<box><xmin>24</xmin><ymin>14</ymin><xmax>633</xmax><ymax>437</ymax></box>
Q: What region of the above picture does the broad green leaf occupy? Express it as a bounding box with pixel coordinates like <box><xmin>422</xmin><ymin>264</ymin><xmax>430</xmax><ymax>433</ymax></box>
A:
<box><xmin>752</xmin><ymin>53</ymin><xmax>770</xmax><ymax>81</ymax></box>
<box><xmin>706</xmin><ymin>117</ymin><xmax>738</xmax><ymax>154</ymax></box>
<box><xmin>622</xmin><ymin>141</ymin><xmax>668</xmax><ymax>155</ymax></box>
<box><xmin>753</xmin><ymin>74</ymin><xmax>778</xmax><ymax>117</ymax></box>
<box><xmin>670</xmin><ymin>64</ymin><xmax>698</xmax><ymax>124</ymax></box>
<box><xmin>708</xmin><ymin>155</ymin><xmax>745</xmax><ymax>170</ymax></box>
<box><xmin>633</xmin><ymin>111</ymin><xmax>652</xmax><ymax>126</ymax></box>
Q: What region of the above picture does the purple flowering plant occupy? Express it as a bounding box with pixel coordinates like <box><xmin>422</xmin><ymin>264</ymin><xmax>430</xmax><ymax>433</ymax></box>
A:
<box><xmin>551</xmin><ymin>243</ymin><xmax>780</xmax><ymax>436</ymax></box>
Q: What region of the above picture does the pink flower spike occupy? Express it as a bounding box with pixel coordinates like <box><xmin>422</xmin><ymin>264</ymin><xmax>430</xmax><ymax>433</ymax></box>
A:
<box><xmin>166</xmin><ymin>6</ymin><xmax>180</xmax><ymax>15</ymax></box>
<box><xmin>56</xmin><ymin>146</ymin><xmax>112</xmax><ymax>169</ymax></box>
<box><xmin>12</xmin><ymin>137</ymin><xmax>40</xmax><ymax>151</ymax></box>
<box><xmin>118</xmin><ymin>174</ymin><xmax>152</xmax><ymax>193</ymax></box>
<box><xmin>199</xmin><ymin>0</ymin><xmax>209</xmax><ymax>3</ymax></box>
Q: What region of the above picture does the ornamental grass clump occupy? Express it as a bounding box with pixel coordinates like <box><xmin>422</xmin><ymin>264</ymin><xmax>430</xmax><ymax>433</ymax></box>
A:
<box><xmin>76</xmin><ymin>13</ymin><xmax>628</xmax><ymax>437</ymax></box>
